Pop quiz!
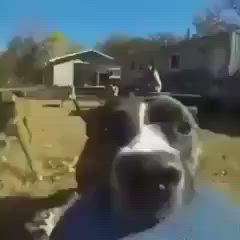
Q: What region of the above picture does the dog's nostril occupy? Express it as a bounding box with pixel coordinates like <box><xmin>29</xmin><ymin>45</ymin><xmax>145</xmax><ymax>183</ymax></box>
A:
<box><xmin>116</xmin><ymin>161</ymin><xmax>181</xmax><ymax>191</ymax></box>
<box><xmin>115</xmin><ymin>153</ymin><xmax>182</xmax><ymax>184</ymax></box>
<box><xmin>161</xmin><ymin>167</ymin><xmax>181</xmax><ymax>185</ymax></box>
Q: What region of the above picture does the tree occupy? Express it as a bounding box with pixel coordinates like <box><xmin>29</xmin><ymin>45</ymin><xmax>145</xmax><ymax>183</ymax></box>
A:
<box><xmin>40</xmin><ymin>32</ymin><xmax>84</xmax><ymax>59</ymax></box>
<box><xmin>96</xmin><ymin>33</ymin><xmax>182</xmax><ymax>65</ymax></box>
<box><xmin>7</xmin><ymin>36</ymin><xmax>23</xmax><ymax>56</ymax></box>
<box><xmin>0</xmin><ymin>51</ymin><xmax>18</xmax><ymax>86</ymax></box>
<box><xmin>70</xmin><ymin>43</ymin><xmax>85</xmax><ymax>53</ymax></box>
<box><xmin>149</xmin><ymin>32</ymin><xmax>183</xmax><ymax>43</ymax></box>
<box><xmin>95</xmin><ymin>34</ymin><xmax>132</xmax><ymax>58</ymax></box>
<box><xmin>0</xmin><ymin>32</ymin><xmax>85</xmax><ymax>86</ymax></box>
<box><xmin>193</xmin><ymin>0</ymin><xmax>240</xmax><ymax>36</ymax></box>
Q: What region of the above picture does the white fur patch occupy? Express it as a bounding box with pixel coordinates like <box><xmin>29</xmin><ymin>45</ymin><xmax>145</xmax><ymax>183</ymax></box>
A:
<box><xmin>25</xmin><ymin>193</ymin><xmax>79</xmax><ymax>238</ymax></box>
<box><xmin>38</xmin><ymin>211</ymin><xmax>56</xmax><ymax>236</ymax></box>
<box><xmin>175</xmin><ymin>165</ymin><xmax>185</xmax><ymax>208</ymax></box>
<box><xmin>139</xmin><ymin>102</ymin><xmax>147</xmax><ymax>129</ymax></box>
<box><xmin>120</xmin><ymin>125</ymin><xmax>179</xmax><ymax>157</ymax></box>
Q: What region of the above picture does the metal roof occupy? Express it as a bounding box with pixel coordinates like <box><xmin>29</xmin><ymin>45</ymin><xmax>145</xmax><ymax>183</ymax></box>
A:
<box><xmin>72</xmin><ymin>59</ymin><xmax>90</xmax><ymax>64</ymax></box>
<box><xmin>49</xmin><ymin>49</ymin><xmax>114</xmax><ymax>63</ymax></box>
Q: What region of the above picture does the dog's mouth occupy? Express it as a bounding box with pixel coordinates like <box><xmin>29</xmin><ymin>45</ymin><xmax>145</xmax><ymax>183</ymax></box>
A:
<box><xmin>126</xmin><ymin>174</ymin><xmax>176</xmax><ymax>214</ymax></box>
<box><xmin>111</xmin><ymin>141</ymin><xmax>183</xmax><ymax>223</ymax></box>
<box><xmin>113</xmin><ymin>161</ymin><xmax>181</xmax><ymax>222</ymax></box>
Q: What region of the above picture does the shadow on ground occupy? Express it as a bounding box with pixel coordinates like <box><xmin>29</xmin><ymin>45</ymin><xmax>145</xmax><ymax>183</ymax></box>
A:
<box><xmin>198</xmin><ymin>111</ymin><xmax>240</xmax><ymax>137</ymax></box>
<box><xmin>0</xmin><ymin>188</ymin><xmax>76</xmax><ymax>240</ymax></box>
<box><xmin>68</xmin><ymin>110</ymin><xmax>80</xmax><ymax>117</ymax></box>
<box><xmin>42</xmin><ymin>104</ymin><xmax>61</xmax><ymax>108</ymax></box>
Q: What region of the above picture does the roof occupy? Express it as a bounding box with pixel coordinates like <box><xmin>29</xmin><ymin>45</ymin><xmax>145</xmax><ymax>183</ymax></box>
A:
<box><xmin>72</xmin><ymin>60</ymin><xmax>90</xmax><ymax>64</ymax></box>
<box><xmin>49</xmin><ymin>49</ymin><xmax>114</xmax><ymax>63</ymax></box>
<box><xmin>160</xmin><ymin>32</ymin><xmax>230</xmax><ymax>49</ymax></box>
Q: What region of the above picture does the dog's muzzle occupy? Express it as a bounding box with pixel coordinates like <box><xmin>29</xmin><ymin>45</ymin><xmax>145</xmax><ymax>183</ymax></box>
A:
<box><xmin>111</xmin><ymin>125</ymin><xmax>184</xmax><ymax>222</ymax></box>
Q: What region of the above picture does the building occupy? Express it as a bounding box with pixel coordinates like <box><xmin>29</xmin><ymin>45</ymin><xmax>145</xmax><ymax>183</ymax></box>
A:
<box><xmin>121</xmin><ymin>31</ymin><xmax>240</xmax><ymax>98</ymax></box>
<box><xmin>43</xmin><ymin>49</ymin><xmax>121</xmax><ymax>87</ymax></box>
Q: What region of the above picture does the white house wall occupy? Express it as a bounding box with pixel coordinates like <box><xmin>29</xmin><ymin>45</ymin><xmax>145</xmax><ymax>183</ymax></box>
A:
<box><xmin>53</xmin><ymin>61</ymin><xmax>74</xmax><ymax>86</ymax></box>
<box><xmin>208</xmin><ymin>47</ymin><xmax>227</xmax><ymax>77</ymax></box>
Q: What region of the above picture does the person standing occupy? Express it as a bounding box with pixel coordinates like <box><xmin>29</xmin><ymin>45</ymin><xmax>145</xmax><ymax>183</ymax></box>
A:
<box><xmin>112</xmin><ymin>83</ymin><xmax>119</xmax><ymax>96</ymax></box>
<box><xmin>145</xmin><ymin>64</ymin><xmax>162</xmax><ymax>93</ymax></box>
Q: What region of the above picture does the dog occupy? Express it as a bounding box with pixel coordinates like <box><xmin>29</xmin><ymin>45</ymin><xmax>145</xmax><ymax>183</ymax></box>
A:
<box><xmin>74</xmin><ymin>95</ymin><xmax>201</xmax><ymax>223</ymax></box>
<box><xmin>25</xmin><ymin>95</ymin><xmax>201</xmax><ymax>239</ymax></box>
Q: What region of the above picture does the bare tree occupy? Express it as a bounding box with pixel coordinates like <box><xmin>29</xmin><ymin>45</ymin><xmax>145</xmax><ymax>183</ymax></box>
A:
<box><xmin>193</xmin><ymin>0</ymin><xmax>240</xmax><ymax>36</ymax></box>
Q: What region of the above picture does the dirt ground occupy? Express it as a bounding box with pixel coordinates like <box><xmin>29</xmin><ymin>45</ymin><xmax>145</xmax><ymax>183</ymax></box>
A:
<box><xmin>0</xmin><ymin>99</ymin><xmax>86</xmax><ymax>197</ymax></box>
<box><xmin>198</xmin><ymin>129</ymin><xmax>240</xmax><ymax>204</ymax></box>
<box><xmin>1</xmin><ymin>98</ymin><xmax>240</xmax><ymax>240</ymax></box>
<box><xmin>0</xmin><ymin>98</ymin><xmax>240</xmax><ymax>205</ymax></box>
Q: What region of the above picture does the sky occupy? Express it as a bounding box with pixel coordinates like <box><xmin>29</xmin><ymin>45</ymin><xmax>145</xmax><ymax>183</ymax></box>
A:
<box><xmin>0</xmin><ymin>0</ymin><xmax>210</xmax><ymax>49</ymax></box>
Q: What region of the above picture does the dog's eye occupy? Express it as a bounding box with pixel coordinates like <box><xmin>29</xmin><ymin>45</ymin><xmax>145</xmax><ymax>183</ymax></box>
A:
<box><xmin>177</xmin><ymin>121</ymin><xmax>191</xmax><ymax>135</ymax></box>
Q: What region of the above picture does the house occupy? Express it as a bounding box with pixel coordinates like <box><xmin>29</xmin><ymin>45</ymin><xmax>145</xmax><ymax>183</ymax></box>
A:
<box><xmin>43</xmin><ymin>49</ymin><xmax>121</xmax><ymax>88</ymax></box>
<box><xmin>121</xmin><ymin>31</ymin><xmax>240</xmax><ymax>97</ymax></box>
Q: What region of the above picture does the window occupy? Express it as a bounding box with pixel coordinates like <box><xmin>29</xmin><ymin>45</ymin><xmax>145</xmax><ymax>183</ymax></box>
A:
<box><xmin>170</xmin><ymin>55</ymin><xmax>181</xmax><ymax>70</ymax></box>
<box><xmin>108</xmin><ymin>70</ymin><xmax>113</xmax><ymax>76</ymax></box>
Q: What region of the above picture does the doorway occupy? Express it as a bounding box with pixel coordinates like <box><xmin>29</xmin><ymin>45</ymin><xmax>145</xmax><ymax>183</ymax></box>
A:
<box><xmin>99</xmin><ymin>73</ymin><xmax>109</xmax><ymax>86</ymax></box>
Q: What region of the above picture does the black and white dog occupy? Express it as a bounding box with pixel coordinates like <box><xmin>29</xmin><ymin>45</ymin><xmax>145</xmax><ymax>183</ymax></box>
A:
<box><xmin>75</xmin><ymin>95</ymin><xmax>201</xmax><ymax>221</ymax></box>
<box><xmin>26</xmin><ymin>95</ymin><xmax>201</xmax><ymax>239</ymax></box>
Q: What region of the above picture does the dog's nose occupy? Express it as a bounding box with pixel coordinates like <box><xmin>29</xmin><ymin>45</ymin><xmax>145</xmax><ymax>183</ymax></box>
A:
<box><xmin>115</xmin><ymin>151</ymin><xmax>182</xmax><ymax>190</ymax></box>
<box><xmin>112</xmin><ymin>151</ymin><xmax>183</xmax><ymax>217</ymax></box>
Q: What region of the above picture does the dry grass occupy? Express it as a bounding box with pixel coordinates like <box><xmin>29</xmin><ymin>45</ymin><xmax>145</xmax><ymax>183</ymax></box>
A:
<box><xmin>198</xmin><ymin>129</ymin><xmax>240</xmax><ymax>204</ymax></box>
<box><xmin>1</xmin><ymin>98</ymin><xmax>240</xmax><ymax>205</ymax></box>
<box><xmin>0</xmin><ymin>99</ymin><xmax>87</xmax><ymax>197</ymax></box>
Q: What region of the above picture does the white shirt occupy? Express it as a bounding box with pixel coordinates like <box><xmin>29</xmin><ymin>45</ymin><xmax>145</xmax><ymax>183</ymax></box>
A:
<box><xmin>153</xmin><ymin>69</ymin><xmax>162</xmax><ymax>92</ymax></box>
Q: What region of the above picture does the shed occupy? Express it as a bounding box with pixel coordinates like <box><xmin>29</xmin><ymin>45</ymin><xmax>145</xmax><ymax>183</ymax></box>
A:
<box><xmin>43</xmin><ymin>49</ymin><xmax>121</xmax><ymax>87</ymax></box>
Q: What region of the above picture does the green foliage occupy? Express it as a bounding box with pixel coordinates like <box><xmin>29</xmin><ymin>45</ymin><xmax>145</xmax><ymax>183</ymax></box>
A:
<box><xmin>96</xmin><ymin>33</ymin><xmax>182</xmax><ymax>64</ymax></box>
<box><xmin>0</xmin><ymin>32</ymin><xmax>85</xmax><ymax>87</ymax></box>
<box><xmin>0</xmin><ymin>30</ymin><xmax>186</xmax><ymax>87</ymax></box>
<box><xmin>69</xmin><ymin>43</ymin><xmax>85</xmax><ymax>53</ymax></box>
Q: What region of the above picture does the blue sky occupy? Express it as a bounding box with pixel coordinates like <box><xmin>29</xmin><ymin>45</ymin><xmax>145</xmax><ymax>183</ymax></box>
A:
<box><xmin>0</xmin><ymin>0</ymin><xmax>209</xmax><ymax>49</ymax></box>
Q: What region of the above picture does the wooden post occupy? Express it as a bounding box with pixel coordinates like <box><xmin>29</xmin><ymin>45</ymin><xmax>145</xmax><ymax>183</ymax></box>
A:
<box><xmin>96</xmin><ymin>72</ymin><xmax>100</xmax><ymax>86</ymax></box>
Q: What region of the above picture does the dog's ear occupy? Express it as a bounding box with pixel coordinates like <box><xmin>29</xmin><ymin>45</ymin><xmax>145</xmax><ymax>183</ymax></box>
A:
<box><xmin>146</xmin><ymin>96</ymin><xmax>201</xmax><ymax>176</ymax></box>
<box><xmin>73</xmin><ymin>99</ymin><xmax>112</xmax><ymax>139</ymax></box>
<box><xmin>80</xmin><ymin>106</ymin><xmax>110</xmax><ymax>139</ymax></box>
<box><xmin>79</xmin><ymin>107</ymin><xmax>103</xmax><ymax>124</ymax></box>
<box><xmin>146</xmin><ymin>95</ymin><xmax>198</xmax><ymax>128</ymax></box>
<box><xmin>73</xmin><ymin>99</ymin><xmax>104</xmax><ymax>123</ymax></box>
<box><xmin>75</xmin><ymin>98</ymin><xmax>140</xmax><ymax>145</ymax></box>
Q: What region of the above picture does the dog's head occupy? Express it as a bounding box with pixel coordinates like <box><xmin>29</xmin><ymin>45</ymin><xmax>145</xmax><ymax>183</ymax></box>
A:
<box><xmin>78</xmin><ymin>96</ymin><xmax>201</xmax><ymax>224</ymax></box>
